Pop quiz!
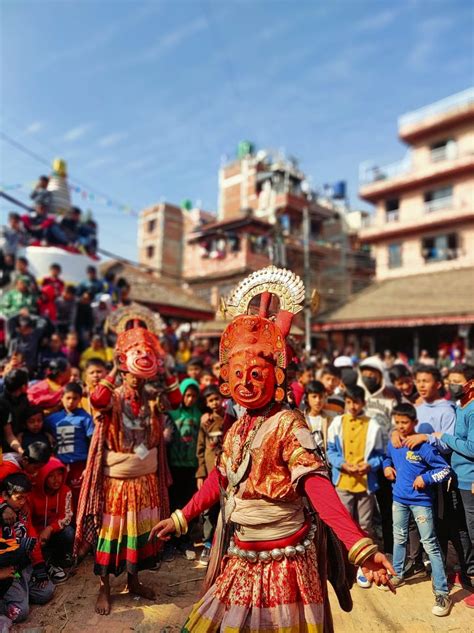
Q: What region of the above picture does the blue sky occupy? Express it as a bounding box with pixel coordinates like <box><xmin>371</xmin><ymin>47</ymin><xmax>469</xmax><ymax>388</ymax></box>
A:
<box><xmin>1</xmin><ymin>0</ymin><xmax>472</xmax><ymax>261</ymax></box>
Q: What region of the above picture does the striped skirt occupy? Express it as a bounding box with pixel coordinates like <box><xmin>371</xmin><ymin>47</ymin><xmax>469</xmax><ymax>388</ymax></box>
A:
<box><xmin>183</xmin><ymin>542</ymin><xmax>325</xmax><ymax>632</ymax></box>
<box><xmin>94</xmin><ymin>473</ymin><xmax>160</xmax><ymax>576</ymax></box>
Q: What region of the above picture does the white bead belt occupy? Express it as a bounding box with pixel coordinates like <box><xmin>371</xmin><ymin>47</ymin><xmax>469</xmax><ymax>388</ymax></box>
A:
<box><xmin>227</xmin><ymin>523</ymin><xmax>316</xmax><ymax>563</ymax></box>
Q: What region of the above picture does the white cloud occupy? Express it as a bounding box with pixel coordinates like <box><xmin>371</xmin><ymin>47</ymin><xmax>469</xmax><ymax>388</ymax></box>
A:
<box><xmin>63</xmin><ymin>124</ymin><xmax>93</xmax><ymax>142</ymax></box>
<box><xmin>24</xmin><ymin>121</ymin><xmax>43</xmax><ymax>134</ymax></box>
<box><xmin>356</xmin><ymin>9</ymin><xmax>398</xmax><ymax>32</ymax></box>
<box><xmin>98</xmin><ymin>132</ymin><xmax>127</xmax><ymax>148</ymax></box>
<box><xmin>408</xmin><ymin>16</ymin><xmax>453</xmax><ymax>70</ymax></box>
<box><xmin>135</xmin><ymin>17</ymin><xmax>207</xmax><ymax>64</ymax></box>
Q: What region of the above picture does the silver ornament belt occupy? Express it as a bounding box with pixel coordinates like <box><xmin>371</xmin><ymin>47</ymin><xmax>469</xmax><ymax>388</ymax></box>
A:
<box><xmin>227</xmin><ymin>522</ymin><xmax>316</xmax><ymax>563</ymax></box>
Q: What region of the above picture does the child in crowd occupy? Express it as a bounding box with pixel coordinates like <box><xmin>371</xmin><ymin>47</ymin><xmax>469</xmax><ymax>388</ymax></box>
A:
<box><xmin>327</xmin><ymin>385</ymin><xmax>384</xmax><ymax>589</ymax></box>
<box><xmin>80</xmin><ymin>358</ymin><xmax>107</xmax><ymax>415</ymax></box>
<box><xmin>165</xmin><ymin>378</ymin><xmax>202</xmax><ymax>559</ymax></box>
<box><xmin>290</xmin><ymin>362</ymin><xmax>315</xmax><ymax>408</ymax></box>
<box><xmin>17</xmin><ymin>406</ymin><xmax>55</xmax><ymax>451</ymax></box>
<box><xmin>199</xmin><ymin>369</ymin><xmax>216</xmax><ymax>391</ymax></box>
<box><xmin>0</xmin><ymin>442</ymin><xmax>51</xmax><ymax>484</ymax></box>
<box><xmin>61</xmin><ymin>332</ymin><xmax>80</xmax><ymax>369</ymax></box>
<box><xmin>41</xmin><ymin>263</ymin><xmax>64</xmax><ymax>299</ymax></box>
<box><xmin>0</xmin><ymin>473</ymin><xmax>54</xmax><ymax>624</ymax></box>
<box><xmin>389</xmin><ymin>365</ymin><xmax>419</xmax><ymax>404</ymax></box>
<box><xmin>44</xmin><ymin>383</ymin><xmax>94</xmax><ymax>508</ymax></box>
<box><xmin>186</xmin><ymin>358</ymin><xmax>203</xmax><ymax>382</ymax></box>
<box><xmin>319</xmin><ymin>365</ymin><xmax>344</xmax><ymax>418</ymax></box>
<box><xmin>304</xmin><ymin>380</ymin><xmax>330</xmax><ymax>461</ymax></box>
<box><xmin>195</xmin><ymin>385</ymin><xmax>224</xmax><ymax>566</ymax></box>
<box><xmin>383</xmin><ymin>403</ymin><xmax>451</xmax><ymax>616</ymax></box>
<box><xmin>30</xmin><ymin>457</ymin><xmax>74</xmax><ymax>584</ymax></box>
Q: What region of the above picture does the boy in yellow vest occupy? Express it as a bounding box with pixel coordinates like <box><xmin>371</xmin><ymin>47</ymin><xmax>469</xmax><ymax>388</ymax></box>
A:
<box><xmin>327</xmin><ymin>385</ymin><xmax>384</xmax><ymax>588</ymax></box>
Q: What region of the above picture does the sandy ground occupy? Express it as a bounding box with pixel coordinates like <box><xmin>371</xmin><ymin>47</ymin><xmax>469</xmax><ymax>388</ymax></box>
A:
<box><xmin>13</xmin><ymin>553</ymin><xmax>474</xmax><ymax>633</ymax></box>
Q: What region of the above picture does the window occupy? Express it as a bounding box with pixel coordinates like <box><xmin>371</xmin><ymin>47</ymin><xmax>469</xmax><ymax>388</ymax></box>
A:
<box><xmin>147</xmin><ymin>219</ymin><xmax>156</xmax><ymax>233</ymax></box>
<box><xmin>146</xmin><ymin>245</ymin><xmax>155</xmax><ymax>259</ymax></box>
<box><xmin>385</xmin><ymin>198</ymin><xmax>399</xmax><ymax>223</ymax></box>
<box><xmin>422</xmin><ymin>233</ymin><xmax>458</xmax><ymax>263</ymax></box>
<box><xmin>424</xmin><ymin>185</ymin><xmax>453</xmax><ymax>212</ymax></box>
<box><xmin>388</xmin><ymin>242</ymin><xmax>402</xmax><ymax>269</ymax></box>
<box><xmin>430</xmin><ymin>138</ymin><xmax>456</xmax><ymax>162</ymax></box>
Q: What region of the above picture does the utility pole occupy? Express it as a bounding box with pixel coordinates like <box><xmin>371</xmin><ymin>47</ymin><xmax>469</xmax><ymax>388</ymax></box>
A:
<box><xmin>302</xmin><ymin>197</ymin><xmax>312</xmax><ymax>355</ymax></box>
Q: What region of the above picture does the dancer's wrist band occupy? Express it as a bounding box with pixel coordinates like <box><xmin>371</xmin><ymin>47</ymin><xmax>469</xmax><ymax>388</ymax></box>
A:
<box><xmin>175</xmin><ymin>509</ymin><xmax>188</xmax><ymax>535</ymax></box>
<box><xmin>348</xmin><ymin>537</ymin><xmax>377</xmax><ymax>565</ymax></box>
<box><xmin>170</xmin><ymin>512</ymin><xmax>182</xmax><ymax>536</ymax></box>
<box><xmin>354</xmin><ymin>544</ymin><xmax>379</xmax><ymax>566</ymax></box>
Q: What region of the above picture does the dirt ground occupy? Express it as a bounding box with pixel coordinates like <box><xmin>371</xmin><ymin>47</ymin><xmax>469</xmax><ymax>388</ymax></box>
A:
<box><xmin>14</xmin><ymin>553</ymin><xmax>474</xmax><ymax>633</ymax></box>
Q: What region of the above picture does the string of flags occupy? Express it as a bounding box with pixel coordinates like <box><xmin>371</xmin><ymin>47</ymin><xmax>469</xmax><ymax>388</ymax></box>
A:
<box><xmin>0</xmin><ymin>181</ymin><xmax>138</xmax><ymax>216</ymax></box>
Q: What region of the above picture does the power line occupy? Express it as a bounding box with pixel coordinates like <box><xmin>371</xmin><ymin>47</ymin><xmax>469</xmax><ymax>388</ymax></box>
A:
<box><xmin>0</xmin><ymin>131</ymin><xmax>138</xmax><ymax>215</ymax></box>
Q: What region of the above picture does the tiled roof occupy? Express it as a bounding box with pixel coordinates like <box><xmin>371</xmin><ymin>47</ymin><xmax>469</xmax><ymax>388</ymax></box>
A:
<box><xmin>317</xmin><ymin>267</ymin><xmax>474</xmax><ymax>330</ymax></box>
<box><xmin>100</xmin><ymin>261</ymin><xmax>214</xmax><ymax>317</ymax></box>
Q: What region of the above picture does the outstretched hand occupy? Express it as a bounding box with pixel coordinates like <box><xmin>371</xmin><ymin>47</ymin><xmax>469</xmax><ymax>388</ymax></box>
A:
<box><xmin>148</xmin><ymin>518</ymin><xmax>175</xmax><ymax>542</ymax></box>
<box><xmin>361</xmin><ymin>552</ymin><xmax>397</xmax><ymax>593</ymax></box>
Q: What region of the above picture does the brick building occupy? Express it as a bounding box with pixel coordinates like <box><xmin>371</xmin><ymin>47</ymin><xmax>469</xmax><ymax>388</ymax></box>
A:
<box><xmin>138</xmin><ymin>144</ymin><xmax>375</xmax><ymax>337</ymax></box>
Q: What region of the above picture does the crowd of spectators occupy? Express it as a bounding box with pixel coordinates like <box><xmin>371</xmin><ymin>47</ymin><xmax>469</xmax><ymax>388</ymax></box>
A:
<box><xmin>0</xmin><ymin>249</ymin><xmax>472</xmax><ymax>626</ymax></box>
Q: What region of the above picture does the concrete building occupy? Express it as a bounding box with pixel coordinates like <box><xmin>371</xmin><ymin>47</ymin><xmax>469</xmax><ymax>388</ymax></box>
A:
<box><xmin>318</xmin><ymin>88</ymin><xmax>474</xmax><ymax>357</ymax></box>
<box><xmin>358</xmin><ymin>87</ymin><xmax>474</xmax><ymax>279</ymax></box>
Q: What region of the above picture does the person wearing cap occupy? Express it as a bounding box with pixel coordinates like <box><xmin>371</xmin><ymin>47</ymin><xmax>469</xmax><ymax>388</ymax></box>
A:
<box><xmin>0</xmin><ymin>277</ymin><xmax>37</xmax><ymax>318</ymax></box>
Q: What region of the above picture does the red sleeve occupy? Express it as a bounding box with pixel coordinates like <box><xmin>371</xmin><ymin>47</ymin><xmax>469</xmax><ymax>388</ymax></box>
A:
<box><xmin>90</xmin><ymin>375</ymin><xmax>115</xmax><ymax>409</ymax></box>
<box><xmin>182</xmin><ymin>467</ymin><xmax>222</xmax><ymax>522</ymax></box>
<box><xmin>164</xmin><ymin>375</ymin><xmax>181</xmax><ymax>409</ymax></box>
<box><xmin>303</xmin><ymin>474</ymin><xmax>365</xmax><ymax>551</ymax></box>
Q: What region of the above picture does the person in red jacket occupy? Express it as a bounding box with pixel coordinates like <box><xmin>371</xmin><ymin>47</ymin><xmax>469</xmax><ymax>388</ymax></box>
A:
<box><xmin>0</xmin><ymin>473</ymin><xmax>54</xmax><ymax>624</ymax></box>
<box><xmin>30</xmin><ymin>457</ymin><xmax>74</xmax><ymax>583</ymax></box>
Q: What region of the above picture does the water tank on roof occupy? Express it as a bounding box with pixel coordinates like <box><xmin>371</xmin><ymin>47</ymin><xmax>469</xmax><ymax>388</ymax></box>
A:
<box><xmin>237</xmin><ymin>140</ymin><xmax>255</xmax><ymax>159</ymax></box>
<box><xmin>181</xmin><ymin>199</ymin><xmax>193</xmax><ymax>211</ymax></box>
<box><xmin>332</xmin><ymin>181</ymin><xmax>346</xmax><ymax>199</ymax></box>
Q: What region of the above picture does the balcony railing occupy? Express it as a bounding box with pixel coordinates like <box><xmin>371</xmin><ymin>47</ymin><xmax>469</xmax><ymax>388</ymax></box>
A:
<box><xmin>424</xmin><ymin>196</ymin><xmax>453</xmax><ymax>213</ymax></box>
<box><xmin>385</xmin><ymin>209</ymin><xmax>400</xmax><ymax>223</ymax></box>
<box><xmin>398</xmin><ymin>87</ymin><xmax>474</xmax><ymax>128</ymax></box>
<box><xmin>359</xmin><ymin>157</ymin><xmax>411</xmax><ymax>185</ymax></box>
<box><xmin>360</xmin><ymin>146</ymin><xmax>473</xmax><ymax>186</ymax></box>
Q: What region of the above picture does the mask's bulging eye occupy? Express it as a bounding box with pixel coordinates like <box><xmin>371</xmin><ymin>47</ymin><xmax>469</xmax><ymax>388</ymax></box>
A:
<box><xmin>251</xmin><ymin>369</ymin><xmax>261</xmax><ymax>380</ymax></box>
<box><xmin>235</xmin><ymin>370</ymin><xmax>243</xmax><ymax>379</ymax></box>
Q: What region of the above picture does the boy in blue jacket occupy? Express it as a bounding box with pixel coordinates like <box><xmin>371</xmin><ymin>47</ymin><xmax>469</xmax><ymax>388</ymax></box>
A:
<box><xmin>383</xmin><ymin>403</ymin><xmax>452</xmax><ymax>617</ymax></box>
<box><xmin>327</xmin><ymin>385</ymin><xmax>384</xmax><ymax>588</ymax></box>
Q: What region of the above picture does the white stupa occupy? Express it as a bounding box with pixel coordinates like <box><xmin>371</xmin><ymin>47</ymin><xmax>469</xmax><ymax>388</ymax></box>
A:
<box><xmin>47</xmin><ymin>157</ymin><xmax>72</xmax><ymax>215</ymax></box>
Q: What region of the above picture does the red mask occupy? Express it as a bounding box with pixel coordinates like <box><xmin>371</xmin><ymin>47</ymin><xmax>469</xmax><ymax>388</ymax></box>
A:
<box><xmin>116</xmin><ymin>328</ymin><xmax>165</xmax><ymax>379</ymax></box>
<box><xmin>228</xmin><ymin>348</ymin><xmax>276</xmax><ymax>410</ymax></box>
<box><xmin>219</xmin><ymin>315</ymin><xmax>286</xmax><ymax>409</ymax></box>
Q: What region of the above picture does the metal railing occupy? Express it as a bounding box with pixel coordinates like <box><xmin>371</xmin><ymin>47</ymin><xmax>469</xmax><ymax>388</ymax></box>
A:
<box><xmin>398</xmin><ymin>87</ymin><xmax>474</xmax><ymax>128</ymax></box>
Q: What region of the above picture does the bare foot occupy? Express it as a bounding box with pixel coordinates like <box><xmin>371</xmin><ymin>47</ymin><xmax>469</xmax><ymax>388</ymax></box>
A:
<box><xmin>95</xmin><ymin>584</ymin><xmax>111</xmax><ymax>615</ymax></box>
<box><xmin>127</xmin><ymin>578</ymin><xmax>156</xmax><ymax>600</ymax></box>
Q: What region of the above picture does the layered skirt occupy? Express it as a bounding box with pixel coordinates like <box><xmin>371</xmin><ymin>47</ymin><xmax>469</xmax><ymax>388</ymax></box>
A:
<box><xmin>94</xmin><ymin>473</ymin><xmax>160</xmax><ymax>576</ymax></box>
<box><xmin>183</xmin><ymin>542</ymin><xmax>325</xmax><ymax>633</ymax></box>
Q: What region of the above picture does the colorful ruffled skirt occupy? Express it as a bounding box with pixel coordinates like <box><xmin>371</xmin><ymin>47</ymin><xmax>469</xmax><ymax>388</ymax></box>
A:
<box><xmin>94</xmin><ymin>473</ymin><xmax>160</xmax><ymax>576</ymax></box>
<box><xmin>183</xmin><ymin>543</ymin><xmax>324</xmax><ymax>632</ymax></box>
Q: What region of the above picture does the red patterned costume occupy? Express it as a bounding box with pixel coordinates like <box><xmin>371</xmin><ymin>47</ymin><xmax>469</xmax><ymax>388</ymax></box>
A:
<box><xmin>152</xmin><ymin>267</ymin><xmax>392</xmax><ymax>633</ymax></box>
<box><xmin>75</xmin><ymin>305</ymin><xmax>180</xmax><ymax>577</ymax></box>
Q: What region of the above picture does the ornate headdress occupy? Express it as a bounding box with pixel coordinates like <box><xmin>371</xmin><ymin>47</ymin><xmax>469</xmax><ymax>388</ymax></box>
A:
<box><xmin>219</xmin><ymin>266</ymin><xmax>315</xmax><ymax>402</ymax></box>
<box><xmin>107</xmin><ymin>304</ymin><xmax>165</xmax><ymax>379</ymax></box>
